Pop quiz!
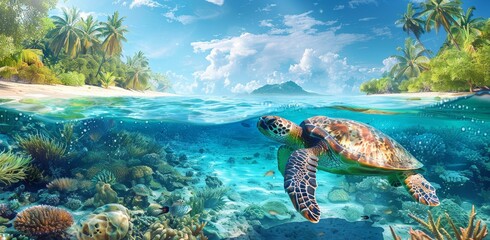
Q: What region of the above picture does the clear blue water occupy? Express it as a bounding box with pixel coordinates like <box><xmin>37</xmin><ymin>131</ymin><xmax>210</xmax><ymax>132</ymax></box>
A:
<box><xmin>0</xmin><ymin>94</ymin><xmax>489</xmax><ymax>239</ymax></box>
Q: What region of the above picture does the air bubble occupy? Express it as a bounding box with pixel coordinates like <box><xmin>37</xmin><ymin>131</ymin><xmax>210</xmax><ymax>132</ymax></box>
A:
<box><xmin>461</xmin><ymin>127</ymin><xmax>465</xmax><ymax>132</ymax></box>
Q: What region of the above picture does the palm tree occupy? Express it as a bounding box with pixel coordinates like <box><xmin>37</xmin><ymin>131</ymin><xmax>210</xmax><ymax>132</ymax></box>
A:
<box><xmin>79</xmin><ymin>15</ymin><xmax>101</xmax><ymax>55</ymax></box>
<box><xmin>100</xmin><ymin>71</ymin><xmax>116</xmax><ymax>88</ymax></box>
<box><xmin>452</xmin><ymin>7</ymin><xmax>484</xmax><ymax>54</ymax></box>
<box><xmin>396</xmin><ymin>3</ymin><xmax>427</xmax><ymax>50</ymax></box>
<box><xmin>95</xmin><ymin>11</ymin><xmax>128</xmax><ymax>78</ymax></box>
<box><xmin>126</xmin><ymin>51</ymin><xmax>151</xmax><ymax>90</ymax></box>
<box><xmin>390</xmin><ymin>38</ymin><xmax>430</xmax><ymax>81</ymax></box>
<box><xmin>49</xmin><ymin>7</ymin><xmax>82</xmax><ymax>58</ymax></box>
<box><xmin>419</xmin><ymin>0</ymin><xmax>462</xmax><ymax>50</ymax></box>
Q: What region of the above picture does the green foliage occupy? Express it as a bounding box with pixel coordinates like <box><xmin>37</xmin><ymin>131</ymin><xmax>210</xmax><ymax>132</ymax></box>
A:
<box><xmin>0</xmin><ymin>151</ymin><xmax>32</xmax><ymax>186</ymax></box>
<box><xmin>48</xmin><ymin>7</ymin><xmax>82</xmax><ymax>58</ymax></box>
<box><xmin>17</xmin><ymin>65</ymin><xmax>60</xmax><ymax>84</ymax></box>
<box><xmin>100</xmin><ymin>71</ymin><xmax>116</xmax><ymax>88</ymax></box>
<box><xmin>475</xmin><ymin>44</ymin><xmax>490</xmax><ymax>84</ymax></box>
<box><xmin>0</xmin><ymin>34</ymin><xmax>16</xmax><ymax>62</ymax></box>
<box><xmin>16</xmin><ymin>134</ymin><xmax>66</xmax><ymax>167</ymax></box>
<box><xmin>429</xmin><ymin>49</ymin><xmax>484</xmax><ymax>91</ymax></box>
<box><xmin>150</xmin><ymin>72</ymin><xmax>173</xmax><ymax>92</ymax></box>
<box><xmin>125</xmin><ymin>51</ymin><xmax>150</xmax><ymax>90</ymax></box>
<box><xmin>391</xmin><ymin>38</ymin><xmax>430</xmax><ymax>81</ymax></box>
<box><xmin>0</xmin><ymin>0</ymin><xmax>58</xmax><ymax>48</ymax></box>
<box><xmin>360</xmin><ymin>77</ymin><xmax>396</xmax><ymax>94</ymax></box>
<box><xmin>58</xmin><ymin>71</ymin><xmax>85</xmax><ymax>86</ymax></box>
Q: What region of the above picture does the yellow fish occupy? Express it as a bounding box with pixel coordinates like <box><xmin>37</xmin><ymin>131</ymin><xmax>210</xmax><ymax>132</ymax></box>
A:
<box><xmin>264</xmin><ymin>170</ymin><xmax>275</xmax><ymax>176</ymax></box>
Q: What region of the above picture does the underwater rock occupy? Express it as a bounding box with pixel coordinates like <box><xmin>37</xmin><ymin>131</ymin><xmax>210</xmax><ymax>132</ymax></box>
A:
<box><xmin>142</xmin><ymin>153</ymin><xmax>162</xmax><ymax>167</ymax></box>
<box><xmin>124</xmin><ymin>184</ymin><xmax>151</xmax><ymax>209</ymax></box>
<box><xmin>260</xmin><ymin>200</ymin><xmax>291</xmax><ymax>221</ymax></box>
<box><xmin>74</xmin><ymin>204</ymin><xmax>131</xmax><ymax>240</ymax></box>
<box><xmin>439</xmin><ymin>170</ymin><xmax>469</xmax><ymax>185</ymax></box>
<box><xmin>94</xmin><ymin>182</ymin><xmax>118</xmax><ymax>207</ymax></box>
<box><xmin>0</xmin><ymin>203</ymin><xmax>17</xmax><ymax>220</ymax></box>
<box><xmin>328</xmin><ymin>189</ymin><xmax>350</xmax><ymax>203</ymax></box>
<box><xmin>205</xmin><ymin>175</ymin><xmax>223</xmax><ymax>188</ymax></box>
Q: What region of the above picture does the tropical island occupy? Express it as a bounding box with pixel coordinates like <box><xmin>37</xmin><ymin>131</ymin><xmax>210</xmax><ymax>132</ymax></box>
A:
<box><xmin>0</xmin><ymin>1</ymin><xmax>171</xmax><ymax>94</ymax></box>
<box><xmin>360</xmin><ymin>1</ymin><xmax>490</xmax><ymax>94</ymax></box>
<box><xmin>251</xmin><ymin>81</ymin><xmax>317</xmax><ymax>95</ymax></box>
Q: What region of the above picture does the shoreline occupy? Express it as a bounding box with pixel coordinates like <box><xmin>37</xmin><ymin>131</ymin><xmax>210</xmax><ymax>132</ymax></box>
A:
<box><xmin>0</xmin><ymin>80</ymin><xmax>176</xmax><ymax>101</ymax></box>
<box><xmin>368</xmin><ymin>92</ymin><xmax>473</xmax><ymax>99</ymax></box>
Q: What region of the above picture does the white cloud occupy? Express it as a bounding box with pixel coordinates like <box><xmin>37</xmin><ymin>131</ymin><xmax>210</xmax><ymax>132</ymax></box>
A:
<box><xmin>348</xmin><ymin>0</ymin><xmax>377</xmax><ymax>8</ymax></box>
<box><xmin>231</xmin><ymin>80</ymin><xmax>261</xmax><ymax>93</ymax></box>
<box><xmin>129</xmin><ymin>0</ymin><xmax>162</xmax><ymax>9</ymax></box>
<box><xmin>333</xmin><ymin>5</ymin><xmax>345</xmax><ymax>10</ymax></box>
<box><xmin>359</xmin><ymin>17</ymin><xmax>376</xmax><ymax>22</ymax></box>
<box><xmin>164</xmin><ymin>11</ymin><xmax>197</xmax><ymax>25</ymax></box>
<box><xmin>191</xmin><ymin>12</ymin><xmax>372</xmax><ymax>94</ymax></box>
<box><xmin>205</xmin><ymin>0</ymin><xmax>224</xmax><ymax>6</ymax></box>
<box><xmin>259</xmin><ymin>4</ymin><xmax>277</xmax><ymax>12</ymax></box>
<box><xmin>259</xmin><ymin>19</ymin><xmax>274</xmax><ymax>28</ymax></box>
<box><xmin>380</xmin><ymin>57</ymin><xmax>398</xmax><ymax>73</ymax></box>
<box><xmin>372</xmin><ymin>26</ymin><xmax>392</xmax><ymax>38</ymax></box>
<box><xmin>166</xmin><ymin>71</ymin><xmax>198</xmax><ymax>95</ymax></box>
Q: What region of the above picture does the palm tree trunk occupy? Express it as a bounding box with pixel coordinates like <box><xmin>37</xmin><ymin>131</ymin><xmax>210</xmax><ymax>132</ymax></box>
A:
<box><xmin>95</xmin><ymin>55</ymin><xmax>106</xmax><ymax>79</ymax></box>
<box><xmin>441</xmin><ymin>17</ymin><xmax>461</xmax><ymax>50</ymax></box>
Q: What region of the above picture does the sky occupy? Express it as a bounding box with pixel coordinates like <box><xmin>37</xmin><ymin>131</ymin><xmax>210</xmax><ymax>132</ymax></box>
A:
<box><xmin>56</xmin><ymin>0</ymin><xmax>490</xmax><ymax>95</ymax></box>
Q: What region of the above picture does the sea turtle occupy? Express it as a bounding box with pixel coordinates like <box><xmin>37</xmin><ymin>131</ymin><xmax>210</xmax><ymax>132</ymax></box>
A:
<box><xmin>257</xmin><ymin>115</ymin><xmax>440</xmax><ymax>223</ymax></box>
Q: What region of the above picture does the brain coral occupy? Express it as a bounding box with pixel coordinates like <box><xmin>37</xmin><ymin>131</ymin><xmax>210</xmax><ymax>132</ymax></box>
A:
<box><xmin>130</xmin><ymin>166</ymin><xmax>153</xmax><ymax>179</ymax></box>
<box><xmin>328</xmin><ymin>189</ymin><xmax>350</xmax><ymax>203</ymax></box>
<box><xmin>75</xmin><ymin>204</ymin><xmax>131</xmax><ymax>240</ymax></box>
<box><xmin>14</xmin><ymin>205</ymin><xmax>74</xmax><ymax>238</ymax></box>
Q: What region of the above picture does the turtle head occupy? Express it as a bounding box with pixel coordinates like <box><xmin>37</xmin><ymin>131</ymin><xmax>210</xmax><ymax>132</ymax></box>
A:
<box><xmin>257</xmin><ymin>116</ymin><xmax>303</xmax><ymax>147</ymax></box>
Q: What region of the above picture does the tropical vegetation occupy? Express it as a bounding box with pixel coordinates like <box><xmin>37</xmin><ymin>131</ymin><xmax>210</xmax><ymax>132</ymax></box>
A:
<box><xmin>361</xmin><ymin>0</ymin><xmax>490</xmax><ymax>94</ymax></box>
<box><xmin>0</xmin><ymin>0</ymin><xmax>172</xmax><ymax>92</ymax></box>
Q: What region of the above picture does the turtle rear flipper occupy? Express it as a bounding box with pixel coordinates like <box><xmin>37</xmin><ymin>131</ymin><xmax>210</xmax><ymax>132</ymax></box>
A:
<box><xmin>284</xmin><ymin>148</ymin><xmax>321</xmax><ymax>223</ymax></box>
<box><xmin>401</xmin><ymin>173</ymin><xmax>440</xmax><ymax>206</ymax></box>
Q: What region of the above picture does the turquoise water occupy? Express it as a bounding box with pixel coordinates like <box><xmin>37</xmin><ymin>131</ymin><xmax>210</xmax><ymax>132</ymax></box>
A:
<box><xmin>0</xmin><ymin>94</ymin><xmax>489</xmax><ymax>239</ymax></box>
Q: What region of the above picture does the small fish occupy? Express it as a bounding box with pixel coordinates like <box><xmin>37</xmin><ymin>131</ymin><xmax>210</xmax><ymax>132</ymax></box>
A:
<box><xmin>268</xmin><ymin>210</ymin><xmax>278</xmax><ymax>215</ymax></box>
<box><xmin>361</xmin><ymin>214</ymin><xmax>381</xmax><ymax>222</ymax></box>
<box><xmin>241</xmin><ymin>122</ymin><xmax>251</xmax><ymax>128</ymax></box>
<box><xmin>361</xmin><ymin>215</ymin><xmax>370</xmax><ymax>220</ymax></box>
<box><xmin>160</xmin><ymin>200</ymin><xmax>192</xmax><ymax>217</ymax></box>
<box><xmin>264</xmin><ymin>170</ymin><xmax>275</xmax><ymax>176</ymax></box>
<box><xmin>383</xmin><ymin>209</ymin><xmax>393</xmax><ymax>215</ymax></box>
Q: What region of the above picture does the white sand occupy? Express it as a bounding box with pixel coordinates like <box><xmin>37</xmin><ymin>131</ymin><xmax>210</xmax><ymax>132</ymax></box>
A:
<box><xmin>0</xmin><ymin>80</ymin><xmax>176</xmax><ymax>100</ymax></box>
<box><xmin>370</xmin><ymin>91</ymin><xmax>471</xmax><ymax>98</ymax></box>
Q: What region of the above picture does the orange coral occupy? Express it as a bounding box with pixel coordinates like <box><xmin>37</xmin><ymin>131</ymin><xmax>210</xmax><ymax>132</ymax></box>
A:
<box><xmin>46</xmin><ymin>177</ymin><xmax>79</xmax><ymax>192</ymax></box>
<box><xmin>14</xmin><ymin>205</ymin><xmax>74</xmax><ymax>238</ymax></box>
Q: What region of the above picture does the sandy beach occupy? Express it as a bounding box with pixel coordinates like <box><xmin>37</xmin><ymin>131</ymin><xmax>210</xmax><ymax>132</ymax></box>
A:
<box><xmin>369</xmin><ymin>91</ymin><xmax>472</xmax><ymax>98</ymax></box>
<box><xmin>0</xmin><ymin>80</ymin><xmax>176</xmax><ymax>100</ymax></box>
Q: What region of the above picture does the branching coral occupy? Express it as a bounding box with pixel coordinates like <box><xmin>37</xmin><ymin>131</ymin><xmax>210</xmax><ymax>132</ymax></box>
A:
<box><xmin>16</xmin><ymin>133</ymin><xmax>66</xmax><ymax>166</ymax></box>
<box><xmin>391</xmin><ymin>205</ymin><xmax>488</xmax><ymax>240</ymax></box>
<box><xmin>0</xmin><ymin>151</ymin><xmax>31</xmax><ymax>186</ymax></box>
<box><xmin>14</xmin><ymin>205</ymin><xmax>74</xmax><ymax>239</ymax></box>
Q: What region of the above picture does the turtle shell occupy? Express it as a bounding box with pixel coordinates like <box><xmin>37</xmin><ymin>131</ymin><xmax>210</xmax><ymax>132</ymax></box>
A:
<box><xmin>303</xmin><ymin>116</ymin><xmax>423</xmax><ymax>170</ymax></box>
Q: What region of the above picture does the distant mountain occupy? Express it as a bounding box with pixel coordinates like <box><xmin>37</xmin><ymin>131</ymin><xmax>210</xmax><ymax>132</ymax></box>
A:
<box><xmin>251</xmin><ymin>81</ymin><xmax>317</xmax><ymax>95</ymax></box>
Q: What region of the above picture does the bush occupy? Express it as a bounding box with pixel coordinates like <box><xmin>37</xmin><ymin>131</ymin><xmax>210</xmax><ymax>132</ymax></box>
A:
<box><xmin>17</xmin><ymin>65</ymin><xmax>60</xmax><ymax>84</ymax></box>
<box><xmin>58</xmin><ymin>71</ymin><xmax>85</xmax><ymax>86</ymax></box>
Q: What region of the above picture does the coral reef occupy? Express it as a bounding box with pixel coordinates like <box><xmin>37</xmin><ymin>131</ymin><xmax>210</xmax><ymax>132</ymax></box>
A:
<box><xmin>438</xmin><ymin>170</ymin><xmax>469</xmax><ymax>185</ymax></box>
<box><xmin>92</xmin><ymin>169</ymin><xmax>117</xmax><ymax>185</ymax></box>
<box><xmin>16</xmin><ymin>133</ymin><xmax>66</xmax><ymax>167</ymax></box>
<box><xmin>260</xmin><ymin>200</ymin><xmax>291</xmax><ymax>220</ymax></box>
<box><xmin>74</xmin><ymin>204</ymin><xmax>131</xmax><ymax>240</ymax></box>
<box><xmin>196</xmin><ymin>187</ymin><xmax>228</xmax><ymax>211</ymax></box>
<box><xmin>328</xmin><ymin>188</ymin><xmax>350</xmax><ymax>203</ymax></box>
<box><xmin>143</xmin><ymin>215</ymin><xmax>207</xmax><ymax>240</ymax></box>
<box><xmin>14</xmin><ymin>205</ymin><xmax>73</xmax><ymax>239</ymax></box>
<box><xmin>391</xmin><ymin>205</ymin><xmax>488</xmax><ymax>240</ymax></box>
<box><xmin>0</xmin><ymin>151</ymin><xmax>32</xmax><ymax>186</ymax></box>
<box><xmin>46</xmin><ymin>177</ymin><xmax>79</xmax><ymax>192</ymax></box>
<box><xmin>130</xmin><ymin>165</ymin><xmax>154</xmax><ymax>184</ymax></box>
<box><xmin>94</xmin><ymin>182</ymin><xmax>119</xmax><ymax>207</ymax></box>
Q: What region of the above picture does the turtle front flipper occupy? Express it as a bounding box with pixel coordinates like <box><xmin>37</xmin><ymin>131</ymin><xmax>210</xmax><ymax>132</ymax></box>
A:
<box><xmin>284</xmin><ymin>148</ymin><xmax>321</xmax><ymax>223</ymax></box>
<box><xmin>278</xmin><ymin>145</ymin><xmax>296</xmax><ymax>177</ymax></box>
<box><xmin>400</xmin><ymin>172</ymin><xmax>440</xmax><ymax>206</ymax></box>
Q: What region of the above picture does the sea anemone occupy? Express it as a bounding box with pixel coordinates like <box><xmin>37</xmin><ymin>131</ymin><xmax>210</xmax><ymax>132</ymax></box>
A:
<box><xmin>91</xmin><ymin>169</ymin><xmax>117</xmax><ymax>185</ymax></box>
<box><xmin>46</xmin><ymin>177</ymin><xmax>79</xmax><ymax>192</ymax></box>
<box><xmin>16</xmin><ymin>133</ymin><xmax>66</xmax><ymax>166</ymax></box>
<box><xmin>14</xmin><ymin>205</ymin><xmax>74</xmax><ymax>239</ymax></box>
<box><xmin>0</xmin><ymin>151</ymin><xmax>32</xmax><ymax>186</ymax></box>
